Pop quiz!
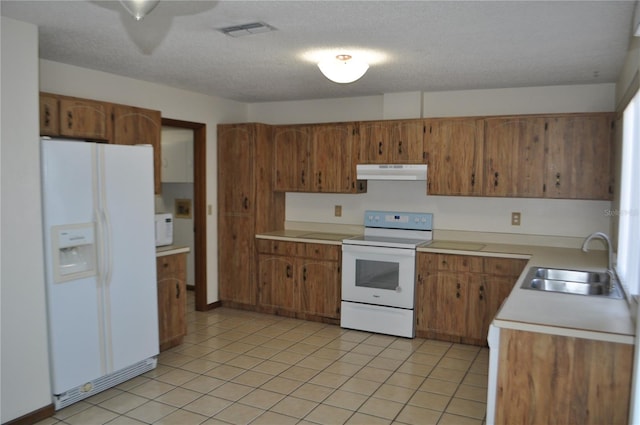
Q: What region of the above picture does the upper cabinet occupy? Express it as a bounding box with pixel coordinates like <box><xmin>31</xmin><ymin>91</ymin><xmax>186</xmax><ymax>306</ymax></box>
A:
<box><xmin>483</xmin><ymin>114</ymin><xmax>614</xmax><ymax>200</ymax></box>
<box><xmin>161</xmin><ymin>134</ymin><xmax>194</xmax><ymax>184</ymax></box>
<box><xmin>310</xmin><ymin>122</ymin><xmax>359</xmax><ymax>193</ymax></box>
<box><xmin>39</xmin><ymin>93</ymin><xmax>162</xmax><ymax>194</ymax></box>
<box><xmin>54</xmin><ymin>95</ymin><xmax>112</xmax><ymax>141</ymax></box>
<box><xmin>544</xmin><ymin>114</ymin><xmax>614</xmax><ymax>200</ymax></box>
<box><xmin>39</xmin><ymin>93</ymin><xmax>60</xmax><ymax>136</ymax></box>
<box><xmin>424</xmin><ymin>118</ymin><xmax>484</xmax><ymax>196</ymax></box>
<box><xmin>358</xmin><ymin>120</ymin><xmax>424</xmax><ymax>164</ymax></box>
<box><xmin>484</xmin><ymin>116</ymin><xmax>547</xmax><ymax>197</ymax></box>
<box><xmin>273</xmin><ymin>125</ymin><xmax>312</xmax><ymax>192</ymax></box>
<box><xmin>273</xmin><ymin>122</ymin><xmax>366</xmax><ymax>193</ymax></box>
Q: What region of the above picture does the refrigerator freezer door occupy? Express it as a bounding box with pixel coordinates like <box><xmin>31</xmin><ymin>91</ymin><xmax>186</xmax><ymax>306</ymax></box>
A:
<box><xmin>98</xmin><ymin>143</ymin><xmax>159</xmax><ymax>372</ymax></box>
<box><xmin>41</xmin><ymin>141</ymin><xmax>104</xmax><ymax>394</ymax></box>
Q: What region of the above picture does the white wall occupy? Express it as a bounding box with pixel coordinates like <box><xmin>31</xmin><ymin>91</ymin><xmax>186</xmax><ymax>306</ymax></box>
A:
<box><xmin>39</xmin><ymin>60</ymin><xmax>248</xmax><ymax>305</ymax></box>
<box><xmin>249</xmin><ymin>84</ymin><xmax>615</xmax><ymax>242</ymax></box>
<box><xmin>1</xmin><ymin>17</ymin><xmax>53</xmax><ymax>423</ymax></box>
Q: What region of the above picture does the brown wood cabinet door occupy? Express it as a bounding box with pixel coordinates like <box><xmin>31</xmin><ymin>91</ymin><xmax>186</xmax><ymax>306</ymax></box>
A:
<box><xmin>426</xmin><ymin>272</ymin><xmax>468</xmax><ymax>336</ymax></box>
<box><xmin>484</xmin><ymin>117</ymin><xmax>546</xmax><ymax>197</ymax></box>
<box><xmin>156</xmin><ymin>254</ymin><xmax>187</xmax><ymax>351</ymax></box>
<box><xmin>299</xmin><ymin>260</ymin><xmax>340</xmax><ymax>318</ymax></box>
<box><xmin>111</xmin><ymin>104</ymin><xmax>162</xmax><ymax>193</ymax></box>
<box><xmin>545</xmin><ymin>114</ymin><xmax>614</xmax><ymax>200</ymax></box>
<box><xmin>257</xmin><ymin>255</ymin><xmax>297</xmax><ymax>310</ymax></box>
<box><xmin>425</xmin><ymin>118</ymin><xmax>484</xmax><ymax>196</ymax></box>
<box><xmin>310</xmin><ymin>123</ymin><xmax>357</xmax><ymax>192</ymax></box>
<box><xmin>359</xmin><ymin>121</ymin><xmax>391</xmax><ymax>163</ymax></box>
<box><xmin>359</xmin><ymin>120</ymin><xmax>424</xmax><ymax>164</ymax></box>
<box><xmin>218</xmin><ymin>214</ymin><xmax>255</xmax><ymax>304</ymax></box>
<box><xmin>39</xmin><ymin>93</ymin><xmax>60</xmax><ymax>136</ymax></box>
<box><xmin>273</xmin><ymin>125</ymin><xmax>311</xmax><ymax>191</ymax></box>
<box><xmin>392</xmin><ymin>120</ymin><xmax>424</xmax><ymax>163</ymax></box>
<box><xmin>218</xmin><ymin>125</ymin><xmax>254</xmax><ymax>214</ymax></box>
<box><xmin>467</xmin><ymin>274</ymin><xmax>512</xmax><ymax>342</ymax></box>
<box><xmin>59</xmin><ymin>97</ymin><xmax>111</xmax><ymax>141</ymax></box>
<box><xmin>415</xmin><ymin>254</ymin><xmax>432</xmax><ymax>332</ymax></box>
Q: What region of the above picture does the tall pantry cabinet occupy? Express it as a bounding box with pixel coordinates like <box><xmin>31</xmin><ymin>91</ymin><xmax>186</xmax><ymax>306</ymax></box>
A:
<box><xmin>217</xmin><ymin>124</ymin><xmax>285</xmax><ymax>306</ymax></box>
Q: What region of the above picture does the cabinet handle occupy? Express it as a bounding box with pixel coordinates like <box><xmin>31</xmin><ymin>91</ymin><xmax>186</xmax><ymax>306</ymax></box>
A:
<box><xmin>456</xmin><ymin>292</ymin><xmax>461</xmax><ymax>298</ymax></box>
<box><xmin>303</xmin><ymin>267</ymin><xmax>307</xmax><ymax>281</ymax></box>
<box><xmin>494</xmin><ymin>172</ymin><xmax>499</xmax><ymax>187</ymax></box>
<box><xmin>318</xmin><ymin>172</ymin><xmax>322</xmax><ymax>185</ymax></box>
<box><xmin>67</xmin><ymin>111</ymin><xmax>73</xmax><ymax>129</ymax></box>
<box><xmin>378</xmin><ymin>141</ymin><xmax>383</xmax><ymax>155</ymax></box>
<box><xmin>44</xmin><ymin>105</ymin><xmax>51</xmax><ymax>127</ymax></box>
<box><xmin>243</xmin><ymin>196</ymin><xmax>249</xmax><ymax>210</ymax></box>
<box><xmin>286</xmin><ymin>265</ymin><xmax>292</xmax><ymax>278</ymax></box>
<box><xmin>398</xmin><ymin>141</ymin><xmax>403</xmax><ymax>154</ymax></box>
<box><xmin>471</xmin><ymin>173</ymin><xmax>475</xmax><ymax>187</ymax></box>
<box><xmin>555</xmin><ymin>172</ymin><xmax>561</xmax><ymax>188</ymax></box>
<box><xmin>176</xmin><ymin>283</ymin><xmax>180</xmax><ymax>299</ymax></box>
<box><xmin>456</xmin><ymin>282</ymin><xmax>461</xmax><ymax>289</ymax></box>
<box><xmin>301</xmin><ymin>170</ymin><xmax>305</xmax><ymax>185</ymax></box>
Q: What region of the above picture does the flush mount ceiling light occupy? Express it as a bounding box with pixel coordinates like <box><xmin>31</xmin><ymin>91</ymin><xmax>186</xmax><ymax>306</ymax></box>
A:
<box><xmin>318</xmin><ymin>54</ymin><xmax>369</xmax><ymax>84</ymax></box>
<box><xmin>120</xmin><ymin>0</ymin><xmax>160</xmax><ymax>21</ymax></box>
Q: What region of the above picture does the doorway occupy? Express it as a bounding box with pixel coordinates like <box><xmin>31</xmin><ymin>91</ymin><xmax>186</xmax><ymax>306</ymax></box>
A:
<box><xmin>161</xmin><ymin>118</ymin><xmax>207</xmax><ymax>311</ymax></box>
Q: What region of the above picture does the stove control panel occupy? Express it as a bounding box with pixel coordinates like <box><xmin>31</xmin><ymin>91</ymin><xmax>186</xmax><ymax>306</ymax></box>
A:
<box><xmin>364</xmin><ymin>210</ymin><xmax>433</xmax><ymax>231</ymax></box>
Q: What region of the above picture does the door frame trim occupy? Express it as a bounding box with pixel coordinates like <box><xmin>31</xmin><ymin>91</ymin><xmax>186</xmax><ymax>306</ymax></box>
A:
<box><xmin>161</xmin><ymin>118</ymin><xmax>208</xmax><ymax>311</ymax></box>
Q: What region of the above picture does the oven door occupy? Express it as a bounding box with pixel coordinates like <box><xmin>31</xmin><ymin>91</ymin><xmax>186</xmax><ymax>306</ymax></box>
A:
<box><xmin>341</xmin><ymin>244</ymin><xmax>416</xmax><ymax>309</ymax></box>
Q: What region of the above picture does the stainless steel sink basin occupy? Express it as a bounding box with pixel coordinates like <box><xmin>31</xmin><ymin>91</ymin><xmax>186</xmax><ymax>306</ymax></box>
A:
<box><xmin>534</xmin><ymin>268</ymin><xmax>605</xmax><ymax>283</ymax></box>
<box><xmin>521</xmin><ymin>267</ymin><xmax>623</xmax><ymax>299</ymax></box>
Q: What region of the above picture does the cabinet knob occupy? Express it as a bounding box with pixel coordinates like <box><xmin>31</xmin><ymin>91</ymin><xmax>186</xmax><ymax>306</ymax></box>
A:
<box><xmin>176</xmin><ymin>283</ymin><xmax>180</xmax><ymax>299</ymax></box>
<box><xmin>378</xmin><ymin>141</ymin><xmax>383</xmax><ymax>155</ymax></box>
<box><xmin>243</xmin><ymin>196</ymin><xmax>249</xmax><ymax>209</ymax></box>
<box><xmin>398</xmin><ymin>140</ymin><xmax>403</xmax><ymax>154</ymax></box>
<box><xmin>67</xmin><ymin>111</ymin><xmax>73</xmax><ymax>129</ymax></box>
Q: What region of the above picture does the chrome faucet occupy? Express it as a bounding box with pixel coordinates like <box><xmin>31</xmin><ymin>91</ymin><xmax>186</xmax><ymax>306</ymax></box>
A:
<box><xmin>582</xmin><ymin>231</ymin><xmax>614</xmax><ymax>274</ymax></box>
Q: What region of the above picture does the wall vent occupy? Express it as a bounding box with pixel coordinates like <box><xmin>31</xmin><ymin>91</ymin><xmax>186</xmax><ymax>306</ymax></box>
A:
<box><xmin>218</xmin><ymin>22</ymin><xmax>276</xmax><ymax>38</ymax></box>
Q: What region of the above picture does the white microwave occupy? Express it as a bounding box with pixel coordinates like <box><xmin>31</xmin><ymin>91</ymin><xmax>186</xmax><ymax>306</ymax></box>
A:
<box><xmin>154</xmin><ymin>213</ymin><xmax>173</xmax><ymax>247</ymax></box>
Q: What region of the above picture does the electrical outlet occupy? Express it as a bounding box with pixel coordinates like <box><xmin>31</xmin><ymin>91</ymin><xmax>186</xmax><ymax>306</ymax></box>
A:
<box><xmin>511</xmin><ymin>212</ymin><xmax>521</xmax><ymax>226</ymax></box>
<box><xmin>334</xmin><ymin>205</ymin><xmax>342</xmax><ymax>217</ymax></box>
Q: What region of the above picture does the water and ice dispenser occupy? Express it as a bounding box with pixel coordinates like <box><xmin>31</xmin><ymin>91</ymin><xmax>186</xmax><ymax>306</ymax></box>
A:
<box><xmin>52</xmin><ymin>223</ymin><xmax>97</xmax><ymax>283</ymax></box>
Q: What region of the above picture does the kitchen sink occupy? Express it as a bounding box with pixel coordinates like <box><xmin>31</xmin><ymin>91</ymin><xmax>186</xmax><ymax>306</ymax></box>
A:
<box><xmin>533</xmin><ymin>268</ymin><xmax>606</xmax><ymax>283</ymax></box>
<box><xmin>521</xmin><ymin>267</ymin><xmax>624</xmax><ymax>299</ymax></box>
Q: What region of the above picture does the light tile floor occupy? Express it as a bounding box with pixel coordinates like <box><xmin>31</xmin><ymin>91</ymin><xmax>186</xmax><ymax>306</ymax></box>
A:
<box><xmin>38</xmin><ymin>292</ymin><xmax>488</xmax><ymax>425</ymax></box>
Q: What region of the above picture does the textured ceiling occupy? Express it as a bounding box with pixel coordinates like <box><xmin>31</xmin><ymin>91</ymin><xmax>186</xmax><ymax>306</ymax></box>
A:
<box><xmin>1</xmin><ymin>0</ymin><xmax>637</xmax><ymax>103</ymax></box>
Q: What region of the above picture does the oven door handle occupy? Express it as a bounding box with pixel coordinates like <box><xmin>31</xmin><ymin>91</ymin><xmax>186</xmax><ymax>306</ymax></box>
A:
<box><xmin>342</xmin><ymin>243</ymin><xmax>416</xmax><ymax>257</ymax></box>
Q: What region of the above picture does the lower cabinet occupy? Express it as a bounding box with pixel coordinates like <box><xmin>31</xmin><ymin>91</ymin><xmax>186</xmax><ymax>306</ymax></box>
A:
<box><xmin>494</xmin><ymin>328</ymin><xmax>632</xmax><ymax>424</ymax></box>
<box><xmin>156</xmin><ymin>253</ymin><xmax>187</xmax><ymax>351</ymax></box>
<box><xmin>416</xmin><ymin>252</ymin><xmax>527</xmax><ymax>345</ymax></box>
<box><xmin>256</xmin><ymin>239</ymin><xmax>341</xmax><ymax>322</ymax></box>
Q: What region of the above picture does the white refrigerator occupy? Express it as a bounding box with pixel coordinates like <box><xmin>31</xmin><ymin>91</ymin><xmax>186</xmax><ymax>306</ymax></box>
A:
<box><xmin>40</xmin><ymin>139</ymin><xmax>159</xmax><ymax>410</ymax></box>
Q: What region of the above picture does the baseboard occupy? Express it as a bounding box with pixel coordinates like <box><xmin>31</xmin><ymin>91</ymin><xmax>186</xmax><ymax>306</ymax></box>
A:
<box><xmin>3</xmin><ymin>404</ymin><xmax>54</xmax><ymax>425</ymax></box>
<box><xmin>207</xmin><ymin>300</ymin><xmax>222</xmax><ymax>310</ymax></box>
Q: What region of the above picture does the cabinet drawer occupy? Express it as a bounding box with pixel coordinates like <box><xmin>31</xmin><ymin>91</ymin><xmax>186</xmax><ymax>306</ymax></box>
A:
<box><xmin>484</xmin><ymin>257</ymin><xmax>527</xmax><ymax>276</ymax></box>
<box><xmin>256</xmin><ymin>239</ymin><xmax>301</xmax><ymax>256</ymax></box>
<box><xmin>428</xmin><ymin>254</ymin><xmax>483</xmax><ymax>272</ymax></box>
<box><xmin>156</xmin><ymin>254</ymin><xmax>186</xmax><ymax>276</ymax></box>
<box><xmin>303</xmin><ymin>243</ymin><xmax>340</xmax><ymax>261</ymax></box>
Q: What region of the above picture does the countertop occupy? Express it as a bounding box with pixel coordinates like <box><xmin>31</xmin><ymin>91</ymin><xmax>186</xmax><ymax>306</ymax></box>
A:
<box><xmin>156</xmin><ymin>245</ymin><xmax>191</xmax><ymax>257</ymax></box>
<box><xmin>256</xmin><ymin>230</ymin><xmax>359</xmax><ymax>245</ymax></box>
<box><xmin>256</xmin><ymin>230</ymin><xmax>635</xmax><ymax>344</ymax></box>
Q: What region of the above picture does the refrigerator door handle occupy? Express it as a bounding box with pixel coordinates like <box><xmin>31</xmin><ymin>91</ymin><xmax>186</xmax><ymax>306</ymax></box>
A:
<box><xmin>100</xmin><ymin>208</ymin><xmax>113</xmax><ymax>288</ymax></box>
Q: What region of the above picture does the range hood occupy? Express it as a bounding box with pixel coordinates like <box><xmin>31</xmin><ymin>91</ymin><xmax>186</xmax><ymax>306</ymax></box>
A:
<box><xmin>356</xmin><ymin>164</ymin><xmax>427</xmax><ymax>181</ymax></box>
